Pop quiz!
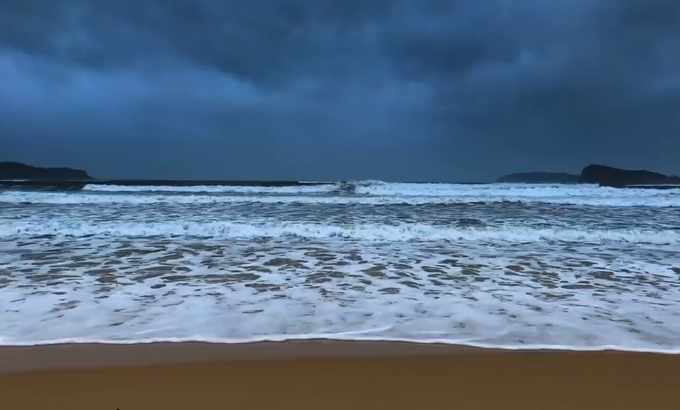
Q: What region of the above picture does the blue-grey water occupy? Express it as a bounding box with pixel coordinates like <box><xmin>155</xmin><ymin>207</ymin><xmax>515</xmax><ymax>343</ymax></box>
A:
<box><xmin>1</xmin><ymin>182</ymin><xmax>679</xmax><ymax>351</ymax></box>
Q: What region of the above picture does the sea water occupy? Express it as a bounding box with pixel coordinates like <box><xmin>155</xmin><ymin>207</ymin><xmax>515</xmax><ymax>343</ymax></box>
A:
<box><xmin>1</xmin><ymin>181</ymin><xmax>679</xmax><ymax>352</ymax></box>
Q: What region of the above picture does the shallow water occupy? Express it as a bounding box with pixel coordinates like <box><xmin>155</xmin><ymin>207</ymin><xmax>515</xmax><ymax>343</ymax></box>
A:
<box><xmin>1</xmin><ymin>181</ymin><xmax>679</xmax><ymax>351</ymax></box>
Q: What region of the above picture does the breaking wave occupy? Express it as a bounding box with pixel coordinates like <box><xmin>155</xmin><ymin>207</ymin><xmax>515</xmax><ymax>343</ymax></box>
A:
<box><xmin>2</xmin><ymin>185</ymin><xmax>679</xmax><ymax>207</ymax></box>
<box><xmin>2</xmin><ymin>220</ymin><xmax>679</xmax><ymax>244</ymax></box>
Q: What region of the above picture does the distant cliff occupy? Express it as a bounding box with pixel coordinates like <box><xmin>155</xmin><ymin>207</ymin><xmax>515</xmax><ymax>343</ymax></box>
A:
<box><xmin>0</xmin><ymin>162</ymin><xmax>91</xmax><ymax>180</ymax></box>
<box><xmin>497</xmin><ymin>172</ymin><xmax>580</xmax><ymax>183</ymax></box>
<box><xmin>580</xmin><ymin>164</ymin><xmax>680</xmax><ymax>187</ymax></box>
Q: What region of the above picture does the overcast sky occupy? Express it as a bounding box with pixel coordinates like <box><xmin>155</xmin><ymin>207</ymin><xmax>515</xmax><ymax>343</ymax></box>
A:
<box><xmin>1</xmin><ymin>1</ymin><xmax>679</xmax><ymax>181</ymax></box>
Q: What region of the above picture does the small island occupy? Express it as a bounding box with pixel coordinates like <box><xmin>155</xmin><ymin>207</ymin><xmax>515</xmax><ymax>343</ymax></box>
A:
<box><xmin>580</xmin><ymin>164</ymin><xmax>680</xmax><ymax>188</ymax></box>
<box><xmin>0</xmin><ymin>162</ymin><xmax>92</xmax><ymax>190</ymax></box>
<box><xmin>0</xmin><ymin>161</ymin><xmax>91</xmax><ymax>180</ymax></box>
<box><xmin>498</xmin><ymin>165</ymin><xmax>680</xmax><ymax>188</ymax></box>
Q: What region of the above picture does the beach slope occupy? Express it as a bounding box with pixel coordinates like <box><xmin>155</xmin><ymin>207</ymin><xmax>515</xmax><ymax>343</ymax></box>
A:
<box><xmin>1</xmin><ymin>341</ymin><xmax>679</xmax><ymax>410</ymax></box>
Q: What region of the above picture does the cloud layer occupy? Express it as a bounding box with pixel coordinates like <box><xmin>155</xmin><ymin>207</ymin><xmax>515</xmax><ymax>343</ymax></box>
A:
<box><xmin>2</xmin><ymin>0</ymin><xmax>679</xmax><ymax>180</ymax></box>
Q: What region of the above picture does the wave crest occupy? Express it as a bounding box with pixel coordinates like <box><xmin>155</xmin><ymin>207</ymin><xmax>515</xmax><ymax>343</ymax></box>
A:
<box><xmin>2</xmin><ymin>221</ymin><xmax>678</xmax><ymax>244</ymax></box>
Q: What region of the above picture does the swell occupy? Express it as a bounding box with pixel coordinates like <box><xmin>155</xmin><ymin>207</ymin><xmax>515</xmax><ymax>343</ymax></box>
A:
<box><xmin>83</xmin><ymin>183</ymin><xmax>337</xmax><ymax>194</ymax></box>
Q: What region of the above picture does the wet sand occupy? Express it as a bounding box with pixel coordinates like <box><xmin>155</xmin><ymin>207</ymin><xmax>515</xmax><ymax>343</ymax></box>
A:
<box><xmin>1</xmin><ymin>341</ymin><xmax>679</xmax><ymax>410</ymax></box>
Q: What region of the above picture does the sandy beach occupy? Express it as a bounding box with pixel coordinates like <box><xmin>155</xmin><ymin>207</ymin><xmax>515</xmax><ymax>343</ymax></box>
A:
<box><xmin>1</xmin><ymin>341</ymin><xmax>679</xmax><ymax>410</ymax></box>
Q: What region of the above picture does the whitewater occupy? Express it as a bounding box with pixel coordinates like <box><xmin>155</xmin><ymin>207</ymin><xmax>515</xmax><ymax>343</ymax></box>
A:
<box><xmin>1</xmin><ymin>181</ymin><xmax>679</xmax><ymax>352</ymax></box>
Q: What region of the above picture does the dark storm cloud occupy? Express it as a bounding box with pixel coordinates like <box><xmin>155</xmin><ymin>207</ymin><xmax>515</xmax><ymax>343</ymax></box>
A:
<box><xmin>1</xmin><ymin>0</ymin><xmax>679</xmax><ymax>180</ymax></box>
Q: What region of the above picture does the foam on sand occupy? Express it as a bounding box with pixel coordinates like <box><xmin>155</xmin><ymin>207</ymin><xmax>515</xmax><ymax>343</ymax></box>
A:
<box><xmin>2</xmin><ymin>233</ymin><xmax>679</xmax><ymax>350</ymax></box>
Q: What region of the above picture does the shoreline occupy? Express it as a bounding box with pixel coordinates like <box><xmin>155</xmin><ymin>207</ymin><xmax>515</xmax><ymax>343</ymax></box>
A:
<box><xmin>2</xmin><ymin>340</ymin><xmax>680</xmax><ymax>409</ymax></box>
<box><xmin>0</xmin><ymin>340</ymin><xmax>512</xmax><ymax>375</ymax></box>
<box><xmin>3</xmin><ymin>339</ymin><xmax>680</xmax><ymax>374</ymax></box>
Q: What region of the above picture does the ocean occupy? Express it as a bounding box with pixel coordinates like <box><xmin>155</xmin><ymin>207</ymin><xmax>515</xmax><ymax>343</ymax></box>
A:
<box><xmin>1</xmin><ymin>181</ymin><xmax>679</xmax><ymax>352</ymax></box>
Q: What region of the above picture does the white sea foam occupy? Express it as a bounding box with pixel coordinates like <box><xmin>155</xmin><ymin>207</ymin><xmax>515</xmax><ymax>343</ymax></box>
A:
<box><xmin>2</xmin><ymin>245</ymin><xmax>680</xmax><ymax>351</ymax></box>
<box><xmin>2</xmin><ymin>232</ymin><xmax>679</xmax><ymax>351</ymax></box>
<box><xmin>2</xmin><ymin>220</ymin><xmax>679</xmax><ymax>243</ymax></box>
<box><xmin>2</xmin><ymin>184</ymin><xmax>680</xmax><ymax>206</ymax></box>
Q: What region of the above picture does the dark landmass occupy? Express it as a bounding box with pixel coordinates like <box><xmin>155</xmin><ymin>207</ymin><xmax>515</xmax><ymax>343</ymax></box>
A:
<box><xmin>0</xmin><ymin>162</ymin><xmax>91</xmax><ymax>190</ymax></box>
<box><xmin>497</xmin><ymin>172</ymin><xmax>580</xmax><ymax>183</ymax></box>
<box><xmin>0</xmin><ymin>162</ymin><xmax>337</xmax><ymax>191</ymax></box>
<box><xmin>4</xmin><ymin>161</ymin><xmax>680</xmax><ymax>191</ymax></box>
<box><xmin>580</xmin><ymin>164</ymin><xmax>680</xmax><ymax>187</ymax></box>
<box><xmin>497</xmin><ymin>165</ymin><xmax>680</xmax><ymax>188</ymax></box>
<box><xmin>0</xmin><ymin>162</ymin><xmax>91</xmax><ymax>180</ymax></box>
